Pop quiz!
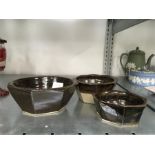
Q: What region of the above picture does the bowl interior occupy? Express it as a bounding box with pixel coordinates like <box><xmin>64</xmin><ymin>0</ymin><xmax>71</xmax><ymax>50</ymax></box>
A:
<box><xmin>95</xmin><ymin>91</ymin><xmax>145</xmax><ymax>107</ymax></box>
<box><xmin>77</xmin><ymin>75</ymin><xmax>115</xmax><ymax>85</ymax></box>
<box><xmin>12</xmin><ymin>76</ymin><xmax>73</xmax><ymax>90</ymax></box>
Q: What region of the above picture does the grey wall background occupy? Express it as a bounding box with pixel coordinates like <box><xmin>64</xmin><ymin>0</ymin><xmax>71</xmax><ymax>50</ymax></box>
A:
<box><xmin>0</xmin><ymin>19</ymin><xmax>106</xmax><ymax>75</ymax></box>
<box><xmin>0</xmin><ymin>19</ymin><xmax>155</xmax><ymax>76</ymax></box>
<box><xmin>112</xmin><ymin>20</ymin><xmax>155</xmax><ymax>76</ymax></box>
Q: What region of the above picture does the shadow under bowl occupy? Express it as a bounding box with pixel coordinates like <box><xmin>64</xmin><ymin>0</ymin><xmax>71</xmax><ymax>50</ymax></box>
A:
<box><xmin>94</xmin><ymin>90</ymin><xmax>147</xmax><ymax>126</ymax></box>
<box><xmin>8</xmin><ymin>76</ymin><xmax>75</xmax><ymax>116</ymax></box>
<box><xmin>76</xmin><ymin>74</ymin><xmax>116</xmax><ymax>104</ymax></box>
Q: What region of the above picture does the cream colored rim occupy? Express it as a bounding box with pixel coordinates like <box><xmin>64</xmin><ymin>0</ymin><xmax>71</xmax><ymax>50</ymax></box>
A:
<box><xmin>23</xmin><ymin>106</ymin><xmax>66</xmax><ymax>117</ymax></box>
<box><xmin>97</xmin><ymin>112</ymin><xmax>138</xmax><ymax>128</ymax></box>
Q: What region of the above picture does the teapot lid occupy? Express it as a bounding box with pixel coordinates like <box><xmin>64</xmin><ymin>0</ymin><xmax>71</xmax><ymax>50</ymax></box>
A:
<box><xmin>130</xmin><ymin>47</ymin><xmax>145</xmax><ymax>55</ymax></box>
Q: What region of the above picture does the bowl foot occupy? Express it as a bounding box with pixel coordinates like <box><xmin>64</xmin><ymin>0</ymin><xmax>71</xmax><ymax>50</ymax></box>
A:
<box><xmin>97</xmin><ymin>112</ymin><xmax>139</xmax><ymax>128</ymax></box>
<box><xmin>23</xmin><ymin>106</ymin><xmax>66</xmax><ymax>117</ymax></box>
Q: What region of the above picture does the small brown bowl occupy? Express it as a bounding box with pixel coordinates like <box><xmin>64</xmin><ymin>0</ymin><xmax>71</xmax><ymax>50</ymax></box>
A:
<box><xmin>75</xmin><ymin>74</ymin><xmax>116</xmax><ymax>104</ymax></box>
<box><xmin>94</xmin><ymin>90</ymin><xmax>147</xmax><ymax>126</ymax></box>
<box><xmin>8</xmin><ymin>76</ymin><xmax>75</xmax><ymax>116</ymax></box>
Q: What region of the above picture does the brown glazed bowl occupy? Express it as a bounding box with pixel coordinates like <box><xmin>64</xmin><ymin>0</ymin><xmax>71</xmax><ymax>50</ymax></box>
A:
<box><xmin>94</xmin><ymin>90</ymin><xmax>147</xmax><ymax>126</ymax></box>
<box><xmin>8</xmin><ymin>76</ymin><xmax>75</xmax><ymax>116</ymax></box>
<box><xmin>76</xmin><ymin>74</ymin><xmax>116</xmax><ymax>104</ymax></box>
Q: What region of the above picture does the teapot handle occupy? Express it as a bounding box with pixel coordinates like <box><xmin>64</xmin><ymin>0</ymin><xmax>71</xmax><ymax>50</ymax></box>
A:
<box><xmin>120</xmin><ymin>53</ymin><xmax>129</xmax><ymax>72</ymax></box>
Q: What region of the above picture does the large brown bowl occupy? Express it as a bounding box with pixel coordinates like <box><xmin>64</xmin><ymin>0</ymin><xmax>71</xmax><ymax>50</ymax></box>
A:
<box><xmin>8</xmin><ymin>76</ymin><xmax>75</xmax><ymax>116</ymax></box>
<box><xmin>94</xmin><ymin>90</ymin><xmax>147</xmax><ymax>126</ymax></box>
<box><xmin>76</xmin><ymin>74</ymin><xmax>116</xmax><ymax>104</ymax></box>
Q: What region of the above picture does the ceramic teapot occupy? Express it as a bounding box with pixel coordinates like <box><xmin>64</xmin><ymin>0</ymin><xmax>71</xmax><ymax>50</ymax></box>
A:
<box><xmin>120</xmin><ymin>47</ymin><xmax>154</xmax><ymax>73</ymax></box>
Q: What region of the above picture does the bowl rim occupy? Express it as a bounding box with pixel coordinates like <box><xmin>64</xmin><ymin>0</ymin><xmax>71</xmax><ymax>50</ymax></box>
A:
<box><xmin>8</xmin><ymin>76</ymin><xmax>75</xmax><ymax>92</ymax></box>
<box><xmin>94</xmin><ymin>90</ymin><xmax>147</xmax><ymax>108</ymax></box>
<box><xmin>129</xmin><ymin>70</ymin><xmax>155</xmax><ymax>75</ymax></box>
<box><xmin>76</xmin><ymin>74</ymin><xmax>116</xmax><ymax>85</ymax></box>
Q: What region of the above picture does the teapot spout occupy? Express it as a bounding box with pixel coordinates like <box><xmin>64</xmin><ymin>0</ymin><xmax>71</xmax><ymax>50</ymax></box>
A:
<box><xmin>145</xmin><ymin>54</ymin><xmax>155</xmax><ymax>70</ymax></box>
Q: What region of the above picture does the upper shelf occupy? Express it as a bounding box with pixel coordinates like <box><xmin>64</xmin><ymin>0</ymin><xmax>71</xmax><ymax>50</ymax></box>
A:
<box><xmin>111</xmin><ymin>19</ymin><xmax>149</xmax><ymax>34</ymax></box>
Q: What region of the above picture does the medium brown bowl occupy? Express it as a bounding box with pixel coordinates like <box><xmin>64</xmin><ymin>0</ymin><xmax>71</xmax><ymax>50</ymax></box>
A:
<box><xmin>94</xmin><ymin>90</ymin><xmax>147</xmax><ymax>126</ymax></box>
<box><xmin>8</xmin><ymin>76</ymin><xmax>75</xmax><ymax>116</ymax></box>
<box><xmin>75</xmin><ymin>74</ymin><xmax>116</xmax><ymax>104</ymax></box>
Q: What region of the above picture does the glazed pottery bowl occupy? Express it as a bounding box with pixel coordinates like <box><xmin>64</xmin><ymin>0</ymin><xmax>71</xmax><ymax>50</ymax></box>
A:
<box><xmin>94</xmin><ymin>90</ymin><xmax>146</xmax><ymax>126</ymax></box>
<box><xmin>8</xmin><ymin>76</ymin><xmax>75</xmax><ymax>116</ymax></box>
<box><xmin>76</xmin><ymin>74</ymin><xmax>116</xmax><ymax>104</ymax></box>
<box><xmin>128</xmin><ymin>70</ymin><xmax>155</xmax><ymax>87</ymax></box>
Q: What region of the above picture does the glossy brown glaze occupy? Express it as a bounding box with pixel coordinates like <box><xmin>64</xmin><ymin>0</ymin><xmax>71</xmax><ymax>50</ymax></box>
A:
<box><xmin>94</xmin><ymin>90</ymin><xmax>147</xmax><ymax>126</ymax></box>
<box><xmin>76</xmin><ymin>74</ymin><xmax>116</xmax><ymax>104</ymax></box>
<box><xmin>8</xmin><ymin>76</ymin><xmax>75</xmax><ymax>115</ymax></box>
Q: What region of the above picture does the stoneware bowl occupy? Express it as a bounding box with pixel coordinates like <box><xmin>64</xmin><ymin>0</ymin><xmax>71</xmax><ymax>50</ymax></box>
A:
<box><xmin>94</xmin><ymin>90</ymin><xmax>146</xmax><ymax>127</ymax></box>
<box><xmin>128</xmin><ymin>70</ymin><xmax>155</xmax><ymax>87</ymax></box>
<box><xmin>76</xmin><ymin>74</ymin><xmax>116</xmax><ymax>104</ymax></box>
<box><xmin>8</xmin><ymin>76</ymin><xmax>75</xmax><ymax>116</ymax></box>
